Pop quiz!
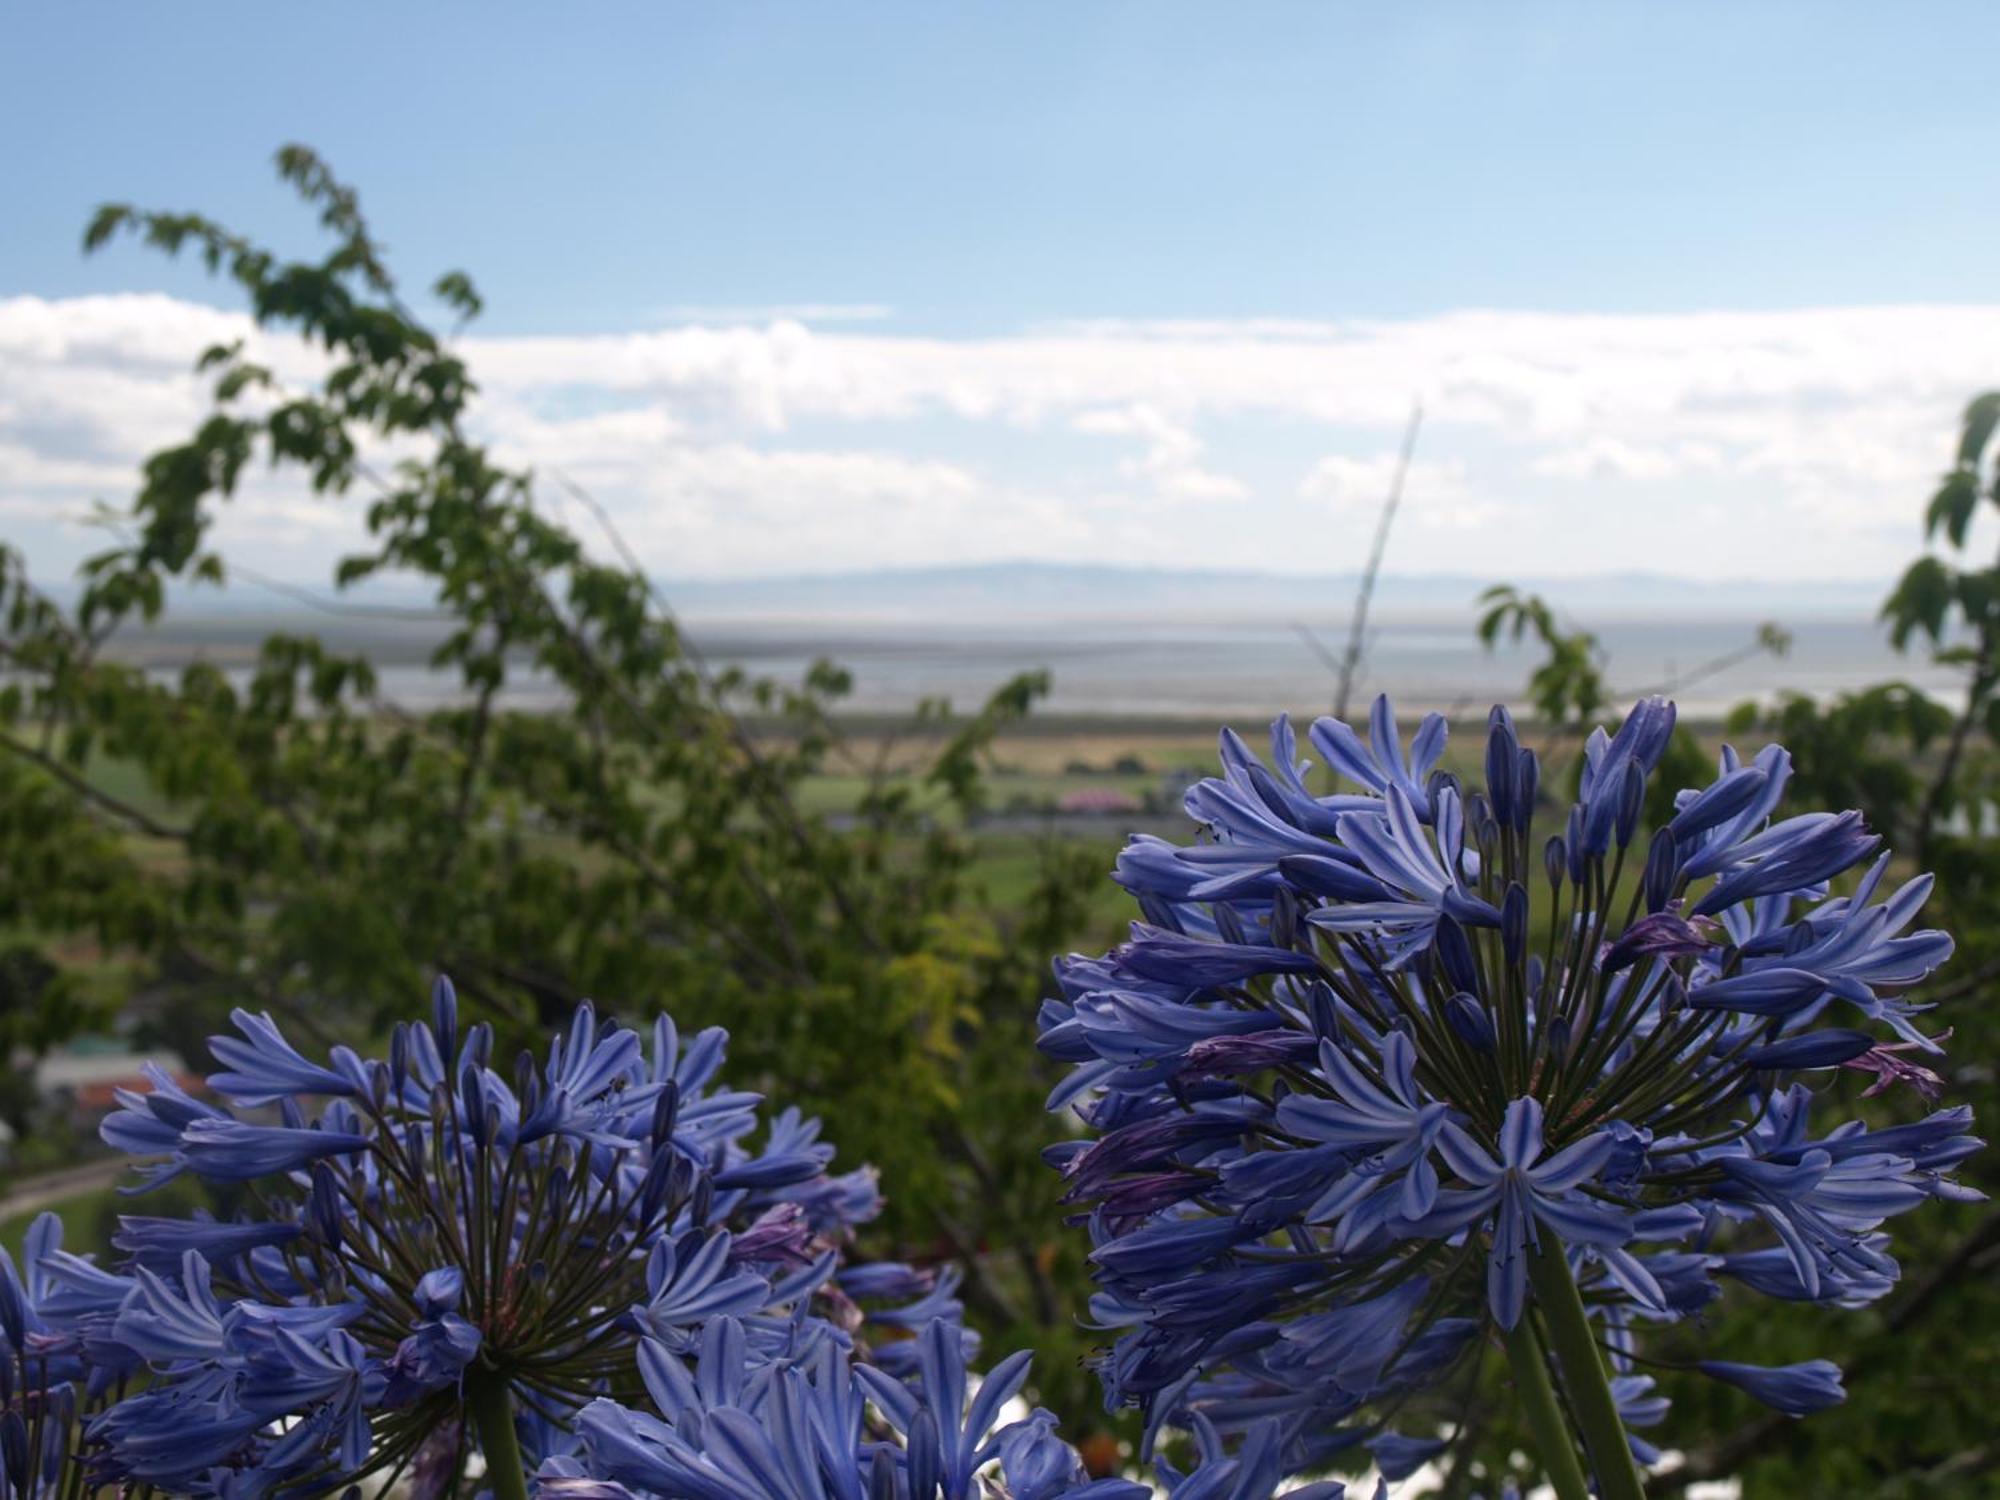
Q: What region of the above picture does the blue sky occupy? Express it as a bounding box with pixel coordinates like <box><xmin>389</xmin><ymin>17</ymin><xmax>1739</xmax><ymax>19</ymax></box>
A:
<box><xmin>8</xmin><ymin>2</ymin><xmax>1993</xmax><ymax>330</ymax></box>
<box><xmin>2</xmin><ymin>4</ymin><xmax>1996</xmax><ymax>585</ymax></box>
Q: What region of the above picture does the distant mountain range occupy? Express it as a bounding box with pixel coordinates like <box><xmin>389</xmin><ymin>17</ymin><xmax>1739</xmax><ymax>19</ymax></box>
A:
<box><xmin>654</xmin><ymin>560</ymin><xmax>1887</xmax><ymax>623</ymax></box>
<box><xmin>72</xmin><ymin>561</ymin><xmax>1890</xmax><ymax>649</ymax></box>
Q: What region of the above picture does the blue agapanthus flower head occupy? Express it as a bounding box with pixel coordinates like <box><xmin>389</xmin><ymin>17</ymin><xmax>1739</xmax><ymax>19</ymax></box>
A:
<box><xmin>5</xmin><ymin>982</ymin><xmax>904</xmax><ymax>1496</ymax></box>
<box><xmin>550</xmin><ymin>1312</ymin><xmax>1353</xmax><ymax>1500</ymax></box>
<box><xmin>1042</xmin><ymin>695</ymin><xmax>1979</xmax><ymax>1481</ymax></box>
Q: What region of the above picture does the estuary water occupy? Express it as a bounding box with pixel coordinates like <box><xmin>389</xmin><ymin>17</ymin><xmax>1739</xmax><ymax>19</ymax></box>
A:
<box><xmin>321</xmin><ymin>611</ymin><xmax>1954</xmax><ymax>721</ymax></box>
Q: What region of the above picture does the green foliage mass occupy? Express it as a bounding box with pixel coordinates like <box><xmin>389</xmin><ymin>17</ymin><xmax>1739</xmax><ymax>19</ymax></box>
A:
<box><xmin>0</xmin><ymin>147</ymin><xmax>1114</xmax><ymax>1433</ymax></box>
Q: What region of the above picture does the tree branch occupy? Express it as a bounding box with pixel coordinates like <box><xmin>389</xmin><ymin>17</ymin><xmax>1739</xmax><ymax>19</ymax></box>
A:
<box><xmin>1653</xmin><ymin>1204</ymin><xmax>2000</xmax><ymax>1492</ymax></box>
<box><xmin>0</xmin><ymin>729</ymin><xmax>191</xmax><ymax>842</ymax></box>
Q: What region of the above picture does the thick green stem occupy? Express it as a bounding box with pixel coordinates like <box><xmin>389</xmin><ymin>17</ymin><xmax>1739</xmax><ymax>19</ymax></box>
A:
<box><xmin>1501</xmin><ymin>1315</ymin><xmax>1592</xmax><ymax>1500</ymax></box>
<box><xmin>467</xmin><ymin>1369</ymin><xmax>530</xmax><ymax>1500</ymax></box>
<box><xmin>1529</xmin><ymin>1246</ymin><xmax>1650</xmax><ymax>1500</ymax></box>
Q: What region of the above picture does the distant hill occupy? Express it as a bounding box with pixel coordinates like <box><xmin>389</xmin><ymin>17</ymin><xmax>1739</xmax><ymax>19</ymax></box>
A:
<box><xmin>655</xmin><ymin>560</ymin><xmax>1886</xmax><ymax>623</ymax></box>
<box><xmin>64</xmin><ymin>562</ymin><xmax>1889</xmax><ymax>663</ymax></box>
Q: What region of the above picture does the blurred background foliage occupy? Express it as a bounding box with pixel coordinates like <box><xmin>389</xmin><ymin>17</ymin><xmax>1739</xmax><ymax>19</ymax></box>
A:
<box><xmin>0</xmin><ymin>151</ymin><xmax>1993</xmax><ymax>1492</ymax></box>
<box><xmin>0</xmin><ymin>148</ymin><xmax>1119</xmax><ymax>1433</ymax></box>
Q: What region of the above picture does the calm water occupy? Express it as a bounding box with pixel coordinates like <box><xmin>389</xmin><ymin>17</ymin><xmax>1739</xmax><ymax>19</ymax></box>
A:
<box><xmin>340</xmin><ymin>613</ymin><xmax>1959</xmax><ymax>720</ymax></box>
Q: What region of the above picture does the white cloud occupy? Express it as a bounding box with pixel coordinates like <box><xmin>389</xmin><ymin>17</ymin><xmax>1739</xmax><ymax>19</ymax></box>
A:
<box><xmin>0</xmin><ymin>292</ymin><xmax>1992</xmax><ymax>582</ymax></box>
<box><xmin>1531</xmin><ymin>438</ymin><xmax>1686</xmax><ymax>482</ymax></box>
<box><xmin>1299</xmin><ymin>453</ymin><xmax>1504</xmax><ymax>533</ymax></box>
<box><xmin>1073</xmin><ymin>403</ymin><xmax>1248</xmax><ymax>504</ymax></box>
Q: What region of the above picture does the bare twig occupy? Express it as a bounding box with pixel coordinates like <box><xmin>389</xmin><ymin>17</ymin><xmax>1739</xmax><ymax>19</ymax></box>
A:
<box><xmin>1917</xmin><ymin>640</ymin><xmax>1996</xmax><ymax>868</ymax></box>
<box><xmin>549</xmin><ymin>467</ymin><xmax>885</xmax><ymax>953</ymax></box>
<box><xmin>1294</xmin><ymin>623</ymin><xmax>1343</xmax><ymax>676</ymax></box>
<box><xmin>1333</xmin><ymin>403</ymin><xmax>1422</xmax><ymax>720</ymax></box>
<box><xmin>224</xmin><ymin>563</ymin><xmax>452</xmax><ymax>621</ymax></box>
<box><xmin>1624</xmin><ymin>625</ymin><xmax>1790</xmax><ymax>701</ymax></box>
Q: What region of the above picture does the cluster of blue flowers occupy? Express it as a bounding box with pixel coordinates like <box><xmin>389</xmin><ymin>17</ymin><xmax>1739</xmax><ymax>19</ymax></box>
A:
<box><xmin>1039</xmin><ymin>696</ymin><xmax>1979</xmax><ymax>1489</ymax></box>
<box><xmin>0</xmin><ymin>983</ymin><xmax>1354</xmax><ymax>1499</ymax></box>
<box><xmin>0</xmin><ymin>693</ymin><xmax>1977</xmax><ymax>1498</ymax></box>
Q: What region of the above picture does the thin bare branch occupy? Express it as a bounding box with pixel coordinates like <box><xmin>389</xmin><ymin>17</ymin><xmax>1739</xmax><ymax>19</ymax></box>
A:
<box><xmin>1333</xmin><ymin>402</ymin><xmax>1422</xmax><ymax>720</ymax></box>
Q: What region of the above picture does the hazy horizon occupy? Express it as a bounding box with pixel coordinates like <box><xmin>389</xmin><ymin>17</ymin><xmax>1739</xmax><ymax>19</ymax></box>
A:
<box><xmin>62</xmin><ymin>557</ymin><xmax>1942</xmax><ymax>723</ymax></box>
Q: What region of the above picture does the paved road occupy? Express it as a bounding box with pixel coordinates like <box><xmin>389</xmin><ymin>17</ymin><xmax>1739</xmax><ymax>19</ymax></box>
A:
<box><xmin>0</xmin><ymin>1157</ymin><xmax>130</xmax><ymax>1222</ymax></box>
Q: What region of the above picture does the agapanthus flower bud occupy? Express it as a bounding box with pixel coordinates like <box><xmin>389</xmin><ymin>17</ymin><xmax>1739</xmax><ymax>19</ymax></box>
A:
<box><xmin>1445</xmin><ymin>993</ymin><xmax>1497</xmax><ymax>1053</ymax></box>
<box><xmin>1435</xmin><ymin>915</ymin><xmax>1479</xmax><ymax>994</ymax></box>
<box><xmin>1484</xmin><ymin>709</ymin><xmax>1520</xmax><ymax>828</ymax></box>
<box><xmin>1543</xmin><ymin>833</ymin><xmax>1567</xmax><ymax>891</ymax></box>
<box><xmin>431</xmin><ymin>974</ymin><xmax>457</xmax><ymax>1067</ymax></box>
<box><xmin>1501</xmin><ymin>882</ymin><xmax>1529</xmax><ymax>965</ymax></box>
<box><xmin>1743</xmin><ymin>1030</ymin><xmax>1877</xmax><ymax>1070</ymax></box>
<box><xmin>1641</xmin><ymin>826</ymin><xmax>1679</xmax><ymax>912</ymax></box>
<box><xmin>1697</xmin><ymin>1359</ymin><xmax>1847</xmax><ymax>1416</ymax></box>
<box><xmin>1515</xmin><ymin>744</ymin><xmax>1540</xmax><ymax>832</ymax></box>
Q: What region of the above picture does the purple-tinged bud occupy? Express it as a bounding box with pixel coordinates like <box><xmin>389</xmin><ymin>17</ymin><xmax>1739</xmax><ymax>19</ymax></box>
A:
<box><xmin>1183</xmin><ymin>1029</ymin><xmax>1318</xmax><ymax>1077</ymax></box>
<box><xmin>459</xmin><ymin>1061</ymin><xmax>489</xmax><ymax>1145</ymax></box>
<box><xmin>1743</xmin><ymin>1029</ymin><xmax>1876</xmax><ymax>1070</ymax></box>
<box><xmin>308</xmin><ymin>1163</ymin><xmax>344</xmax><ymax>1249</ymax></box>
<box><xmin>870</xmin><ymin>1449</ymin><xmax>899</xmax><ymax>1500</ymax></box>
<box><xmin>431</xmin><ymin>974</ymin><xmax>457</xmax><ymax>1067</ymax></box>
<box><xmin>1269</xmin><ymin>885</ymin><xmax>1300</xmax><ymax>951</ymax></box>
<box><xmin>1615</xmin><ymin>760</ymin><xmax>1646</xmax><ymax>848</ymax></box>
<box><xmin>1307</xmin><ymin>980</ymin><xmax>1341</xmax><ymax>1041</ymax></box>
<box><xmin>907</xmin><ymin>1409</ymin><xmax>941</xmax><ymax>1500</ymax></box>
<box><xmin>640</xmin><ymin>1149</ymin><xmax>693</xmax><ymax>1224</ymax></box>
<box><xmin>1427</xmin><ymin>769</ymin><xmax>1461</xmax><ymax>813</ymax></box>
<box><xmin>1566</xmin><ymin>803</ymin><xmax>1590</xmax><ymax>879</ymax></box>
<box><xmin>1485</xmin><ymin>713</ymin><xmax>1520</xmax><ymax>827</ymax></box>
<box><xmin>1515</xmin><ymin>746</ymin><xmax>1540</xmax><ymax>832</ymax></box>
<box><xmin>0</xmin><ymin>1258</ymin><xmax>24</xmax><ymax>1351</ymax></box>
<box><xmin>1445</xmin><ymin>993</ymin><xmax>1497</xmax><ymax>1053</ymax></box>
<box><xmin>1698</xmin><ymin>1359</ymin><xmax>1846</xmax><ymax>1416</ymax></box>
<box><xmin>1</xmin><ymin>1409</ymin><xmax>26</xmax><ymax>1491</ymax></box>
<box><xmin>1544</xmin><ymin>834</ymin><xmax>1567</xmax><ymax>891</ymax></box>
<box><xmin>1543</xmin><ymin>1014</ymin><xmax>1573</xmax><ymax>1062</ymax></box>
<box><xmin>650</xmin><ymin>1079</ymin><xmax>682</xmax><ymax>1147</ymax></box>
<box><xmin>1435</xmin><ymin>916</ymin><xmax>1479</xmax><ymax>994</ymax></box>
<box><xmin>1501</xmin><ymin>883</ymin><xmax>1529</xmax><ymax>965</ymax></box>
<box><xmin>389</xmin><ymin>1023</ymin><xmax>409</xmax><ymax>1100</ymax></box>
<box><xmin>1642</xmin><ymin>828</ymin><xmax>1679</xmax><ymax>913</ymax></box>
<box><xmin>1602</xmin><ymin>911</ymin><xmax>1715</xmax><ymax>974</ymax></box>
